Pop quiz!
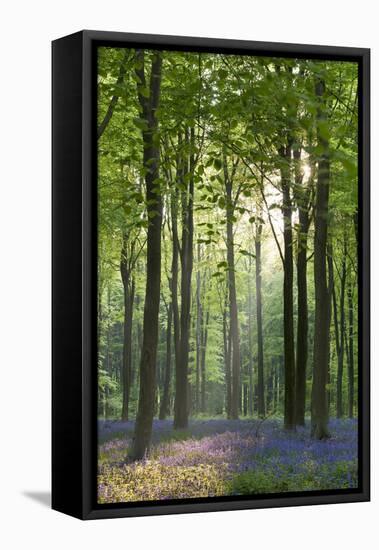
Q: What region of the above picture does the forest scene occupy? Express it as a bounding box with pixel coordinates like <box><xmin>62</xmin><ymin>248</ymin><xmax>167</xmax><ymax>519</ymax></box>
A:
<box><xmin>97</xmin><ymin>46</ymin><xmax>359</xmax><ymax>504</ymax></box>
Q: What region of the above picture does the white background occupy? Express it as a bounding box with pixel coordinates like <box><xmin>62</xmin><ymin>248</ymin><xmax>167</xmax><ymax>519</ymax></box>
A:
<box><xmin>0</xmin><ymin>1</ymin><xmax>376</xmax><ymax>548</ymax></box>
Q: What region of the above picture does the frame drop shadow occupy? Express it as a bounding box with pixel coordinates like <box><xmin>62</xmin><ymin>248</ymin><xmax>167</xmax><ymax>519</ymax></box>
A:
<box><xmin>23</xmin><ymin>491</ymin><xmax>51</xmax><ymax>508</ymax></box>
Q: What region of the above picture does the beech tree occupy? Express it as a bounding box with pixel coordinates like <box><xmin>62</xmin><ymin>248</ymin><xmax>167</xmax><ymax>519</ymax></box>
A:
<box><xmin>131</xmin><ymin>50</ymin><xmax>163</xmax><ymax>459</ymax></box>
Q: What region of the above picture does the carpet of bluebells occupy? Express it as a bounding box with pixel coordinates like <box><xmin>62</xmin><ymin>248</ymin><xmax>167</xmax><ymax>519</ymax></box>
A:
<box><xmin>97</xmin><ymin>417</ymin><xmax>358</xmax><ymax>503</ymax></box>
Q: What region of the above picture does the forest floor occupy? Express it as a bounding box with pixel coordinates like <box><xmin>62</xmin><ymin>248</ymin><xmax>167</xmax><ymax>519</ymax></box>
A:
<box><xmin>97</xmin><ymin>418</ymin><xmax>358</xmax><ymax>503</ymax></box>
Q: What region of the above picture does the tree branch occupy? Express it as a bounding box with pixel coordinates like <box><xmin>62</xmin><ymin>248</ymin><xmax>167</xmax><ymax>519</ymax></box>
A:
<box><xmin>97</xmin><ymin>50</ymin><xmax>130</xmax><ymax>140</ymax></box>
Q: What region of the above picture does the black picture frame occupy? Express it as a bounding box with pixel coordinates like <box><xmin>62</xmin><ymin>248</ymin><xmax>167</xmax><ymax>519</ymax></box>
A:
<box><xmin>52</xmin><ymin>30</ymin><xmax>370</xmax><ymax>520</ymax></box>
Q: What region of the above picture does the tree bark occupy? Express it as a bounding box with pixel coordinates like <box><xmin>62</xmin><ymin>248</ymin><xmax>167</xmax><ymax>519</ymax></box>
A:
<box><xmin>327</xmin><ymin>243</ymin><xmax>336</xmax><ymax>414</ymax></box>
<box><xmin>132</xmin><ymin>51</ymin><xmax>163</xmax><ymax>459</ymax></box>
<box><xmin>247</xmin><ymin>256</ymin><xmax>254</xmax><ymax>417</ymax></box>
<box><xmin>200</xmin><ymin>309</ymin><xmax>210</xmax><ymax>413</ymax></box>
<box><xmin>171</xmin><ymin>188</ymin><xmax>180</xmax><ymax>369</ymax></box>
<box><xmin>159</xmin><ymin>301</ymin><xmax>172</xmax><ymax>420</ymax></box>
<box><xmin>255</xmin><ymin>222</ymin><xmax>265</xmax><ymax>418</ymax></box>
<box><xmin>336</xmin><ymin>237</ymin><xmax>347</xmax><ymax>418</ymax></box>
<box><xmin>311</xmin><ymin>78</ymin><xmax>331</xmax><ymax>440</ymax></box>
<box><xmin>223</xmin><ymin>296</ymin><xmax>232</xmax><ymax>418</ymax></box>
<box><xmin>195</xmin><ymin>243</ymin><xmax>202</xmax><ymax>413</ymax></box>
<box><xmin>174</xmin><ymin>129</ymin><xmax>195</xmax><ymax>429</ymax></box>
<box><xmin>105</xmin><ymin>284</ymin><xmax>113</xmax><ymax>418</ymax></box>
<box><xmin>347</xmin><ymin>273</ymin><xmax>355</xmax><ymax>418</ymax></box>
<box><xmin>294</xmin><ymin>147</ymin><xmax>310</xmax><ymax>426</ymax></box>
<box><xmin>279</xmin><ymin>143</ymin><xmax>296</xmax><ymax>430</ymax></box>
<box><xmin>120</xmin><ymin>238</ymin><xmax>135</xmax><ymax>422</ymax></box>
<box><xmin>225</xmin><ymin>163</ymin><xmax>241</xmax><ymax>420</ymax></box>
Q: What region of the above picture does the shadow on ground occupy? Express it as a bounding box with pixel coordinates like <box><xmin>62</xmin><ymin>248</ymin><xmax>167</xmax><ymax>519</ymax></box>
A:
<box><xmin>23</xmin><ymin>491</ymin><xmax>51</xmax><ymax>508</ymax></box>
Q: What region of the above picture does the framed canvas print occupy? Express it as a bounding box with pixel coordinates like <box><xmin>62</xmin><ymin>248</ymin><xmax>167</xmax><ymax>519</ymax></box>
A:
<box><xmin>52</xmin><ymin>30</ymin><xmax>370</xmax><ymax>519</ymax></box>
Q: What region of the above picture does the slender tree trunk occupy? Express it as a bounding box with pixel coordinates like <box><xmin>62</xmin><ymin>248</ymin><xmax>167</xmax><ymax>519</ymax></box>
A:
<box><xmin>326</xmin><ymin>244</ymin><xmax>335</xmax><ymax>414</ymax></box>
<box><xmin>171</xmin><ymin>189</ymin><xmax>180</xmax><ymax>368</ymax></box>
<box><xmin>243</xmin><ymin>384</ymin><xmax>248</xmax><ymax>416</ymax></box>
<box><xmin>255</xmin><ymin>222</ymin><xmax>265</xmax><ymax>417</ymax></box>
<box><xmin>311</xmin><ymin>78</ymin><xmax>331</xmax><ymax>440</ymax></box>
<box><xmin>276</xmin><ymin>358</ymin><xmax>281</xmax><ymax>412</ymax></box>
<box><xmin>200</xmin><ymin>310</ymin><xmax>210</xmax><ymax>413</ymax></box>
<box><xmin>159</xmin><ymin>302</ymin><xmax>172</xmax><ymax>420</ymax></box>
<box><xmin>336</xmin><ymin>240</ymin><xmax>347</xmax><ymax>418</ymax></box>
<box><xmin>132</xmin><ymin>51</ymin><xmax>163</xmax><ymax>459</ymax></box>
<box><xmin>295</xmin><ymin>223</ymin><xmax>308</xmax><ymax>426</ymax></box>
<box><xmin>294</xmin><ymin>148</ymin><xmax>310</xmax><ymax>426</ymax></box>
<box><xmin>174</xmin><ymin>129</ymin><xmax>195</xmax><ymax>429</ymax></box>
<box><xmin>226</xmin><ymin>178</ymin><xmax>241</xmax><ymax>420</ymax></box>
<box><xmin>271</xmin><ymin>358</ymin><xmax>276</xmax><ymax>411</ymax></box>
<box><xmin>129</xmin><ymin>290</ymin><xmax>139</xmax><ymax>394</ymax></box>
<box><xmin>195</xmin><ymin>243</ymin><xmax>202</xmax><ymax>414</ymax></box>
<box><xmin>347</xmin><ymin>274</ymin><xmax>355</xmax><ymax>418</ymax></box>
<box><xmin>105</xmin><ymin>284</ymin><xmax>113</xmax><ymax>419</ymax></box>
<box><xmin>120</xmin><ymin>241</ymin><xmax>135</xmax><ymax>421</ymax></box>
<box><xmin>223</xmin><ymin>298</ymin><xmax>232</xmax><ymax>418</ymax></box>
<box><xmin>272</xmin><ymin>360</ymin><xmax>277</xmax><ymax>411</ymax></box>
<box><xmin>188</xmin><ymin>313</ymin><xmax>197</xmax><ymax>416</ymax></box>
<box><xmin>247</xmin><ymin>256</ymin><xmax>254</xmax><ymax>417</ymax></box>
<box><xmin>98</xmin><ymin>283</ymin><xmax>105</xmax><ymax>416</ymax></box>
<box><xmin>280</xmin><ymin>144</ymin><xmax>296</xmax><ymax>430</ymax></box>
<box><xmin>329</xmin><ymin>243</ymin><xmax>342</xmax><ymax>419</ymax></box>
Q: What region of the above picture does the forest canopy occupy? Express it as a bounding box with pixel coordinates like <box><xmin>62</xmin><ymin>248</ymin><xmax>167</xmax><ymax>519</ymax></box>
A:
<box><xmin>96</xmin><ymin>46</ymin><xmax>358</xmax><ymax>500</ymax></box>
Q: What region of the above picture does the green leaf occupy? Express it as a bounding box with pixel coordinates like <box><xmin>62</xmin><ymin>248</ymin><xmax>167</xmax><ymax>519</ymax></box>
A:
<box><xmin>218</xmin><ymin>68</ymin><xmax>228</xmax><ymax>80</ymax></box>
<box><xmin>133</xmin><ymin>117</ymin><xmax>148</xmax><ymax>131</ymax></box>
<box><xmin>138</xmin><ymin>86</ymin><xmax>150</xmax><ymax>98</ymax></box>
<box><xmin>213</xmin><ymin>158</ymin><xmax>222</xmax><ymax>171</ymax></box>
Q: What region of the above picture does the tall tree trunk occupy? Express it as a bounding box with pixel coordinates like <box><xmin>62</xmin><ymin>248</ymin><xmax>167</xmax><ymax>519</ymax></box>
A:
<box><xmin>247</xmin><ymin>256</ymin><xmax>254</xmax><ymax>417</ymax></box>
<box><xmin>311</xmin><ymin>78</ymin><xmax>331</xmax><ymax>440</ymax></box>
<box><xmin>174</xmin><ymin>129</ymin><xmax>195</xmax><ymax>429</ymax></box>
<box><xmin>132</xmin><ymin>51</ymin><xmax>163</xmax><ymax>459</ymax></box>
<box><xmin>171</xmin><ymin>189</ymin><xmax>180</xmax><ymax>370</ymax></box>
<box><xmin>347</xmin><ymin>273</ymin><xmax>355</xmax><ymax>418</ymax></box>
<box><xmin>98</xmin><ymin>283</ymin><xmax>105</xmax><ymax>416</ymax></box>
<box><xmin>223</xmin><ymin>298</ymin><xmax>232</xmax><ymax>418</ymax></box>
<box><xmin>243</xmin><ymin>383</ymin><xmax>248</xmax><ymax>416</ymax></box>
<box><xmin>105</xmin><ymin>284</ymin><xmax>112</xmax><ymax>419</ymax></box>
<box><xmin>120</xmin><ymin>239</ymin><xmax>135</xmax><ymax>421</ymax></box>
<box><xmin>200</xmin><ymin>310</ymin><xmax>210</xmax><ymax>413</ymax></box>
<box><xmin>326</xmin><ymin>243</ymin><xmax>335</xmax><ymax>414</ymax></box>
<box><xmin>294</xmin><ymin>148</ymin><xmax>310</xmax><ymax>426</ymax></box>
<box><xmin>328</xmin><ymin>243</ymin><xmax>340</xmax><ymax>393</ymax></box>
<box><xmin>159</xmin><ymin>301</ymin><xmax>172</xmax><ymax>420</ymax></box>
<box><xmin>336</xmin><ymin>237</ymin><xmax>347</xmax><ymax>418</ymax></box>
<box><xmin>195</xmin><ymin>243</ymin><xmax>202</xmax><ymax>413</ymax></box>
<box><xmin>225</xmin><ymin>169</ymin><xmax>241</xmax><ymax>420</ymax></box>
<box><xmin>280</xmin><ymin>144</ymin><xmax>296</xmax><ymax>430</ymax></box>
<box><xmin>295</xmin><ymin>219</ymin><xmax>308</xmax><ymax>426</ymax></box>
<box><xmin>255</xmin><ymin>222</ymin><xmax>265</xmax><ymax>417</ymax></box>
